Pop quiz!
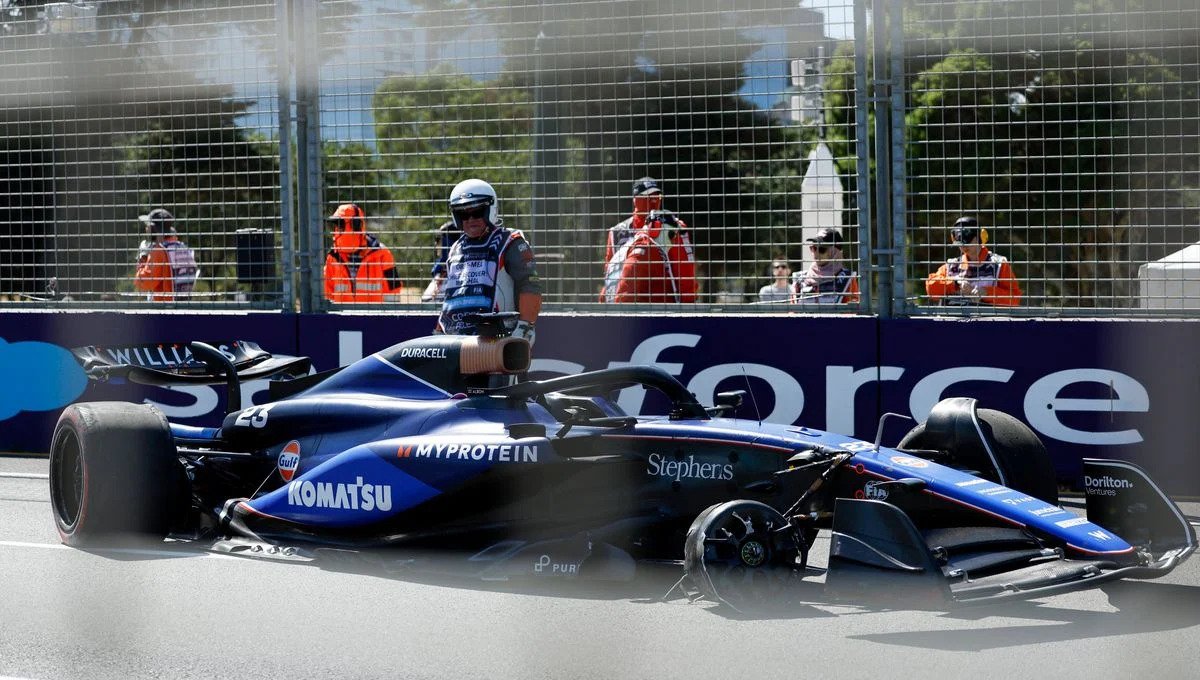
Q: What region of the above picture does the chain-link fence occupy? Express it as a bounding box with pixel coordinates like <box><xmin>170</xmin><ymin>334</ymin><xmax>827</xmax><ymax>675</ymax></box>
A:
<box><xmin>314</xmin><ymin>0</ymin><xmax>863</xmax><ymax>311</ymax></box>
<box><xmin>1</xmin><ymin>0</ymin><xmax>1197</xmax><ymax>316</ymax></box>
<box><xmin>897</xmin><ymin>0</ymin><xmax>1200</xmax><ymax>315</ymax></box>
<box><xmin>0</xmin><ymin>0</ymin><xmax>287</xmax><ymax>306</ymax></box>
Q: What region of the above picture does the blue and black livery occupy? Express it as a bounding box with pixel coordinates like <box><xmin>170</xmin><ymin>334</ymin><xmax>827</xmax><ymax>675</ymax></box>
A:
<box><xmin>48</xmin><ymin>319</ymin><xmax>1195</xmax><ymax>610</ymax></box>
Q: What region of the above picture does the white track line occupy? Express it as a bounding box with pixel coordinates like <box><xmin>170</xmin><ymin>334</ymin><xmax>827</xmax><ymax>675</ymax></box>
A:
<box><xmin>0</xmin><ymin>539</ymin><xmax>239</xmax><ymax>560</ymax></box>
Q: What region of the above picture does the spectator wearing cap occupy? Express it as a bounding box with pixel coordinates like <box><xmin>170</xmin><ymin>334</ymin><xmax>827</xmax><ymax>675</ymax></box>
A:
<box><xmin>793</xmin><ymin>228</ymin><xmax>860</xmax><ymax>305</ymax></box>
<box><xmin>323</xmin><ymin>203</ymin><xmax>403</xmax><ymax>303</ymax></box>
<box><xmin>758</xmin><ymin>256</ymin><xmax>793</xmax><ymax>304</ymax></box>
<box><xmin>925</xmin><ymin>216</ymin><xmax>1021</xmax><ymax>306</ymax></box>
<box><xmin>134</xmin><ymin>208</ymin><xmax>199</xmax><ymax>302</ymax></box>
<box><xmin>601</xmin><ymin>176</ymin><xmax>697</xmax><ymax>303</ymax></box>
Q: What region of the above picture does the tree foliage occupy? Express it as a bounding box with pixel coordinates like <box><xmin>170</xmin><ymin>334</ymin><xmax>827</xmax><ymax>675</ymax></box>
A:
<box><xmin>373</xmin><ymin>68</ymin><xmax>534</xmax><ymax>282</ymax></box>
<box><xmin>370</xmin><ymin>0</ymin><xmax>816</xmax><ymax>300</ymax></box>
<box><xmin>824</xmin><ymin>0</ymin><xmax>1200</xmax><ymax>308</ymax></box>
<box><xmin>0</xmin><ymin>1</ymin><xmax>358</xmax><ymax>299</ymax></box>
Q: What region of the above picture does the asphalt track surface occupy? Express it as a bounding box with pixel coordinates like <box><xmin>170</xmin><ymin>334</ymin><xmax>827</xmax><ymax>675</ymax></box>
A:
<box><xmin>3</xmin><ymin>455</ymin><xmax>1200</xmax><ymax>680</ymax></box>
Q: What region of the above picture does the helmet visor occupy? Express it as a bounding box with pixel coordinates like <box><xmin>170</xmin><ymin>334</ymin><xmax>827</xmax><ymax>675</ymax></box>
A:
<box><xmin>452</xmin><ymin>204</ymin><xmax>490</xmax><ymax>222</ymax></box>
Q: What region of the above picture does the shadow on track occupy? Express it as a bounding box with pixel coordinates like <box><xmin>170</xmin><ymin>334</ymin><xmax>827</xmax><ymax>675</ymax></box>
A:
<box><xmin>70</xmin><ymin>523</ymin><xmax>1200</xmax><ymax>630</ymax></box>
<box><xmin>847</xmin><ymin>581</ymin><xmax>1200</xmax><ymax>650</ymax></box>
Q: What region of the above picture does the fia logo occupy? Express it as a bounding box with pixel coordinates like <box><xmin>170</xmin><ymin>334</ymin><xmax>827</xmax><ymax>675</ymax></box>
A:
<box><xmin>863</xmin><ymin>480</ymin><xmax>889</xmax><ymax>500</ymax></box>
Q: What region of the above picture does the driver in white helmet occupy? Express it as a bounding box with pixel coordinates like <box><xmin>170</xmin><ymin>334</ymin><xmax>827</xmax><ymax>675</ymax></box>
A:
<box><xmin>436</xmin><ymin>179</ymin><xmax>542</xmax><ymax>344</ymax></box>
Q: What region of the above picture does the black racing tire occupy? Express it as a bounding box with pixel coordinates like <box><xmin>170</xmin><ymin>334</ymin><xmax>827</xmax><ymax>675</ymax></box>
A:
<box><xmin>899</xmin><ymin>408</ymin><xmax>1059</xmax><ymax>505</ymax></box>
<box><xmin>683</xmin><ymin>500</ymin><xmax>801</xmax><ymax>612</ymax></box>
<box><xmin>49</xmin><ymin>402</ymin><xmax>186</xmax><ymax>546</ymax></box>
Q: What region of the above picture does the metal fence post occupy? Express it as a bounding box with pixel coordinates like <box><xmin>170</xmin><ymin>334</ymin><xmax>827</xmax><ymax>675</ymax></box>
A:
<box><xmin>871</xmin><ymin>0</ymin><xmax>895</xmax><ymax>319</ymax></box>
<box><xmin>887</xmin><ymin>0</ymin><xmax>907</xmax><ymax>317</ymax></box>
<box><xmin>854</xmin><ymin>0</ymin><xmax>873</xmax><ymax>315</ymax></box>
<box><xmin>276</xmin><ymin>0</ymin><xmax>295</xmax><ymax>312</ymax></box>
<box><xmin>293</xmin><ymin>0</ymin><xmax>323</xmax><ymax>313</ymax></box>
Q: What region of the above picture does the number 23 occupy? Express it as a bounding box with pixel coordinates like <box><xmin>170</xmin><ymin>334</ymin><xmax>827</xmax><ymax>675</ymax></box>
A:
<box><xmin>235</xmin><ymin>404</ymin><xmax>275</xmax><ymax>428</ymax></box>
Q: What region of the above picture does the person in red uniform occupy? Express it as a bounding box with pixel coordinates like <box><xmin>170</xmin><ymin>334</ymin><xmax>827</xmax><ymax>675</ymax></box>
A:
<box><xmin>134</xmin><ymin>208</ymin><xmax>198</xmax><ymax>302</ymax></box>
<box><xmin>925</xmin><ymin>216</ymin><xmax>1021</xmax><ymax>306</ymax></box>
<box><xmin>323</xmin><ymin>203</ymin><xmax>402</xmax><ymax>303</ymax></box>
<box><xmin>601</xmin><ymin>177</ymin><xmax>697</xmax><ymax>303</ymax></box>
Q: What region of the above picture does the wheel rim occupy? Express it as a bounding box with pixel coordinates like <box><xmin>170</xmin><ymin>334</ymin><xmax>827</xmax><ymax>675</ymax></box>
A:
<box><xmin>740</xmin><ymin>539</ymin><xmax>766</xmax><ymax>567</ymax></box>
<box><xmin>698</xmin><ymin>504</ymin><xmax>798</xmax><ymax>608</ymax></box>
<box><xmin>50</xmin><ymin>429</ymin><xmax>84</xmax><ymax>530</ymax></box>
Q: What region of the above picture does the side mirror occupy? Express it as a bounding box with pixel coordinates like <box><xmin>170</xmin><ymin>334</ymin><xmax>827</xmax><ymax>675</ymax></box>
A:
<box><xmin>707</xmin><ymin>390</ymin><xmax>746</xmax><ymax>417</ymax></box>
<box><xmin>872</xmin><ymin>477</ymin><xmax>927</xmax><ymax>494</ymax></box>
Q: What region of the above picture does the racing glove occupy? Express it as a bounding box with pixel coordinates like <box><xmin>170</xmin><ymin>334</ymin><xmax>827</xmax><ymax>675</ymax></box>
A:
<box><xmin>512</xmin><ymin>319</ymin><xmax>536</xmax><ymax>346</ymax></box>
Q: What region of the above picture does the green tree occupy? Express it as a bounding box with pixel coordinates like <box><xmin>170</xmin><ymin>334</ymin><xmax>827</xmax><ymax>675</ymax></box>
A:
<box><xmin>899</xmin><ymin>0</ymin><xmax>1199</xmax><ymax>308</ymax></box>
<box><xmin>372</xmin><ymin>68</ymin><xmax>534</xmax><ymax>283</ymax></box>
<box><xmin>120</xmin><ymin>93</ymin><xmax>281</xmax><ymax>296</ymax></box>
<box><xmin>0</xmin><ymin>1</ymin><xmax>360</xmax><ymax>301</ymax></box>
<box><xmin>383</xmin><ymin>0</ymin><xmax>818</xmax><ymax>301</ymax></box>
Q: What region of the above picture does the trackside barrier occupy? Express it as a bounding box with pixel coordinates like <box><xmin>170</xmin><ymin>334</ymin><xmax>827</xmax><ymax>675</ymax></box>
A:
<box><xmin>1</xmin><ymin>312</ymin><xmax>1197</xmax><ymax>496</ymax></box>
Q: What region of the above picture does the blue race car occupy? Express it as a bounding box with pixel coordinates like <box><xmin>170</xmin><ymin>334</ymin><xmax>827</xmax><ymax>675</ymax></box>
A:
<box><xmin>49</xmin><ymin>318</ymin><xmax>1195</xmax><ymax>610</ymax></box>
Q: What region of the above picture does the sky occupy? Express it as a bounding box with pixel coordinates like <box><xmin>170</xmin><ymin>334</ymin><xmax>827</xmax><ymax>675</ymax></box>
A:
<box><xmin>235</xmin><ymin>2</ymin><xmax>854</xmax><ymax>143</ymax></box>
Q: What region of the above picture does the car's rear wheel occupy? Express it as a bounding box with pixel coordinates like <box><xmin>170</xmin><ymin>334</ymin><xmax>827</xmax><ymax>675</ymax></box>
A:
<box><xmin>683</xmin><ymin>500</ymin><xmax>801</xmax><ymax>612</ymax></box>
<box><xmin>49</xmin><ymin>402</ymin><xmax>186</xmax><ymax>546</ymax></box>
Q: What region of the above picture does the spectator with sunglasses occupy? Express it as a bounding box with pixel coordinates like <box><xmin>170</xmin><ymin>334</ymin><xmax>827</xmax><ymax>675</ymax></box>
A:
<box><xmin>758</xmin><ymin>256</ymin><xmax>793</xmax><ymax>304</ymax></box>
<box><xmin>436</xmin><ymin>179</ymin><xmax>541</xmax><ymax>344</ymax></box>
<box><xmin>793</xmin><ymin>228</ymin><xmax>860</xmax><ymax>304</ymax></box>
<box><xmin>926</xmin><ymin>216</ymin><xmax>1021</xmax><ymax>306</ymax></box>
<box><xmin>323</xmin><ymin>203</ymin><xmax>403</xmax><ymax>303</ymax></box>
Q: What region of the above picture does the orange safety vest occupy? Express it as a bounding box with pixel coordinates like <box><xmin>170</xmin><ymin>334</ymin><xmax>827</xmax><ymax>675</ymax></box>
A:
<box><xmin>324</xmin><ymin>244</ymin><xmax>402</xmax><ymax>303</ymax></box>
<box><xmin>925</xmin><ymin>247</ymin><xmax>1021</xmax><ymax>306</ymax></box>
<box><xmin>134</xmin><ymin>237</ymin><xmax>197</xmax><ymax>302</ymax></box>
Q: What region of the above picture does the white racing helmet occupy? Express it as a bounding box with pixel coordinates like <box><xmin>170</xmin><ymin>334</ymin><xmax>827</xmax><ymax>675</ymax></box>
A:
<box><xmin>448</xmin><ymin>178</ymin><xmax>502</xmax><ymax>231</ymax></box>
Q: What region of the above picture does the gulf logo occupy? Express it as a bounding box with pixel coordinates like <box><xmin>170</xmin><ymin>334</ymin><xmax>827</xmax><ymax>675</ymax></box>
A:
<box><xmin>889</xmin><ymin>455</ymin><xmax>929</xmax><ymax>469</ymax></box>
<box><xmin>277</xmin><ymin>441</ymin><xmax>301</xmax><ymax>481</ymax></box>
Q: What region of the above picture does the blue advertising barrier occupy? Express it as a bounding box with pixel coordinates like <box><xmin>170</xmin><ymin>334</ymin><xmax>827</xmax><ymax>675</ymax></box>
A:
<box><xmin>2</xmin><ymin>311</ymin><xmax>1197</xmax><ymax>495</ymax></box>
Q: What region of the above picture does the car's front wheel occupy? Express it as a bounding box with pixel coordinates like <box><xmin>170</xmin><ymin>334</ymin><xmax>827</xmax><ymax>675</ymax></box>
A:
<box><xmin>49</xmin><ymin>402</ymin><xmax>186</xmax><ymax>546</ymax></box>
<box><xmin>683</xmin><ymin>500</ymin><xmax>801</xmax><ymax>612</ymax></box>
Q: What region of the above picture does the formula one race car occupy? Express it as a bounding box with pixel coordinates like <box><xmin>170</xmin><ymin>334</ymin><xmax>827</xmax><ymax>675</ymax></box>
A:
<box><xmin>49</xmin><ymin>315</ymin><xmax>1196</xmax><ymax>610</ymax></box>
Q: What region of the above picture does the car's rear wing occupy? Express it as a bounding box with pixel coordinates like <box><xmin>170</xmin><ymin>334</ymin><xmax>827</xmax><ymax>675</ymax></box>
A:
<box><xmin>72</xmin><ymin>341</ymin><xmax>311</xmax><ymax>413</ymax></box>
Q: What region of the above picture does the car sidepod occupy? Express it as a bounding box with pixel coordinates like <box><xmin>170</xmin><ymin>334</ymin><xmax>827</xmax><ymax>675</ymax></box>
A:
<box><xmin>237</xmin><ymin>435</ymin><xmax>556</xmax><ymax>532</ymax></box>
